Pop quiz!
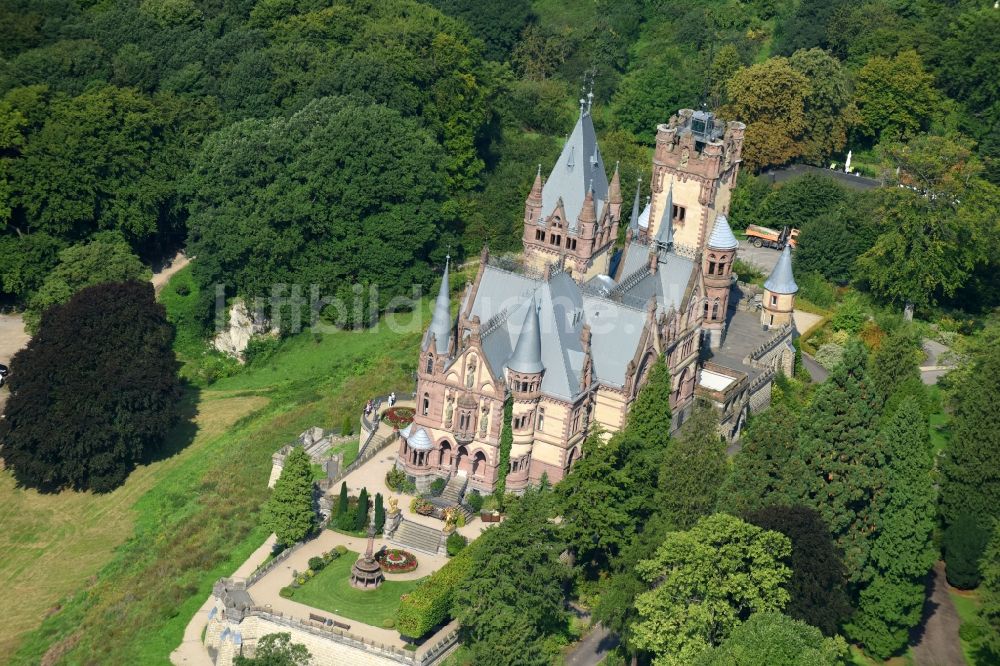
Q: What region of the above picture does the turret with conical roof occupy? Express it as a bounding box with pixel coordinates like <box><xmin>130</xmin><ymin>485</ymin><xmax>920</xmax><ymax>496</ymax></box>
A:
<box><xmin>703</xmin><ymin>214</ymin><xmax>739</xmax><ymax>348</ymax></box>
<box><xmin>577</xmin><ymin>182</ymin><xmax>598</xmax><ymax>243</ymax></box>
<box><xmin>762</xmin><ymin>245</ymin><xmax>798</xmax><ymax>328</ymax></box>
<box><xmin>425</xmin><ymin>256</ymin><xmax>452</xmax><ymax>355</ymax></box>
<box><xmin>654</xmin><ymin>180</ymin><xmax>675</xmax><ymax>248</ymax></box>
<box><xmin>628</xmin><ymin>177</ymin><xmax>642</xmax><ymax>237</ymax></box>
<box><xmin>524</xmin><ymin>164</ymin><xmax>543</xmax><ymax>227</ymax></box>
<box><xmin>608</xmin><ymin>162</ymin><xmax>623</xmax><ymax>223</ymax></box>
<box><xmin>508</xmin><ymin>296</ymin><xmax>544</xmax><ymax>399</ymax></box>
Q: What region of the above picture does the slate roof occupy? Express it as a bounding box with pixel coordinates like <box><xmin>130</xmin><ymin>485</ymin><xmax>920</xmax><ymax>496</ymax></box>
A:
<box><xmin>507</xmin><ymin>294</ymin><xmax>544</xmax><ymax>374</ymax></box>
<box><xmin>407</xmin><ymin>426</ymin><xmax>433</xmax><ymax>450</ymax></box>
<box><xmin>625</xmin><ymin>251</ymin><xmax>695</xmax><ymax>315</ymax></box>
<box><xmin>707</xmin><ymin>214</ymin><xmax>739</xmax><ymax>250</ymax></box>
<box><xmin>764</xmin><ymin>246</ymin><xmax>798</xmax><ymax>294</ymax></box>
<box><xmin>425</xmin><ymin>257</ymin><xmax>451</xmax><ymax>353</ymax></box>
<box><xmin>542</xmin><ymin>109</ymin><xmax>609</xmax><ymax>230</ymax></box>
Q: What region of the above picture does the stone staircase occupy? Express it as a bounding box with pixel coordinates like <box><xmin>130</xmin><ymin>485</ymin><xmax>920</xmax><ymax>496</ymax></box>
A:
<box><xmin>438</xmin><ymin>472</ymin><xmax>468</xmax><ymax>506</ymax></box>
<box><xmin>390</xmin><ymin>519</ymin><xmax>442</xmax><ymax>555</ymax></box>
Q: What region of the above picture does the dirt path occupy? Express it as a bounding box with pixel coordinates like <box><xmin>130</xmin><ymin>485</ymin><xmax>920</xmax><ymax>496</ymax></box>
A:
<box><xmin>0</xmin><ymin>313</ymin><xmax>29</xmax><ymax>412</ymax></box>
<box><xmin>151</xmin><ymin>252</ymin><xmax>191</xmax><ymax>294</ymax></box>
<box><xmin>911</xmin><ymin>562</ymin><xmax>966</xmax><ymax>666</ymax></box>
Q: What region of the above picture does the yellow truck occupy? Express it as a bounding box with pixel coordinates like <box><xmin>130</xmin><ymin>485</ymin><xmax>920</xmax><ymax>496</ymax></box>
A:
<box><xmin>745</xmin><ymin>224</ymin><xmax>799</xmax><ymax>250</ymax></box>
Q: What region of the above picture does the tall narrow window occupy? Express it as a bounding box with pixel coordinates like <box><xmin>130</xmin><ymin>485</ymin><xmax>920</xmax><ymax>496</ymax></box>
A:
<box><xmin>422</xmin><ymin>393</ymin><xmax>430</xmax><ymax>416</ymax></box>
<box><xmin>770</xmin><ymin>294</ymin><xmax>778</xmax><ymax>306</ymax></box>
<box><xmin>425</xmin><ymin>356</ymin><xmax>433</xmax><ymax>374</ymax></box>
<box><xmin>711</xmin><ymin>299</ymin><xmax>720</xmax><ymax>320</ymax></box>
<box><xmin>537</xmin><ymin>408</ymin><xmax>545</xmax><ymax>432</ymax></box>
<box><xmin>708</xmin><ymin>261</ymin><xmax>716</xmax><ymax>275</ymax></box>
<box><xmin>718</xmin><ymin>261</ymin><xmax>726</xmax><ymax>275</ymax></box>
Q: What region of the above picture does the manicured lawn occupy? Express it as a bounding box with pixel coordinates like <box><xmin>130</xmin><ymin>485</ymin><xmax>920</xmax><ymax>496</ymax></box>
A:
<box><xmin>292</xmin><ymin>551</ymin><xmax>424</xmax><ymax>627</ymax></box>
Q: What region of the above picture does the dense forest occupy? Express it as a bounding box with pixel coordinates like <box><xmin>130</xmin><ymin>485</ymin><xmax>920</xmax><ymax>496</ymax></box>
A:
<box><xmin>2</xmin><ymin>0</ymin><xmax>998</xmax><ymax>329</ymax></box>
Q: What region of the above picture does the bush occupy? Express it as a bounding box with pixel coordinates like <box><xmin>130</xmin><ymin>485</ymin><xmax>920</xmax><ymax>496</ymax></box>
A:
<box><xmin>466</xmin><ymin>490</ymin><xmax>484</xmax><ymax>512</ymax></box>
<box><xmin>386</xmin><ymin>468</ymin><xmax>407</xmax><ymax>491</ymax></box>
<box><xmin>429</xmin><ymin>478</ymin><xmax>446</xmax><ymax>497</ymax></box>
<box><xmin>446</xmin><ymin>532</ymin><xmax>468</xmax><ymax>556</ymax></box>
<box><xmin>456</xmin><ymin>513</ymin><xmax>466</xmax><ymax>528</ymax></box>
<box><xmin>814</xmin><ymin>343</ymin><xmax>845</xmax><ymax>370</ymax></box>
<box><xmin>341</xmin><ymin>414</ymin><xmax>354</xmax><ymax>436</ymax></box>
<box><xmin>382</xmin><ymin>618</ymin><xmax>396</xmax><ymax>629</ymax></box>
<box><xmin>733</xmin><ymin>259</ymin><xmax>764</xmax><ymax>284</ymax></box>
<box><xmin>243</xmin><ymin>335</ymin><xmax>282</xmax><ymax>366</ymax></box>
<box><xmin>959</xmin><ymin>621</ymin><xmax>983</xmax><ymax>643</ymax></box>
<box><xmin>481</xmin><ymin>494</ymin><xmax>499</xmax><ymax>512</ymax></box>
<box><xmin>308</xmin><ymin>556</ymin><xmax>326</xmax><ymax>572</ymax></box>
<box><xmin>335</xmin><ymin>545</ymin><xmax>348</xmax><ymax>555</ymax></box>
<box><xmin>279</xmin><ymin>587</ymin><xmax>295</xmax><ymax>598</ymax></box>
<box><xmin>831</xmin><ymin>293</ymin><xmax>868</xmax><ymax>334</ymax></box>
<box><xmin>396</xmin><ymin>540</ymin><xmax>480</xmax><ymax>638</ymax></box>
<box><xmin>797</xmin><ymin>271</ymin><xmax>837</xmax><ymax>309</ymax></box>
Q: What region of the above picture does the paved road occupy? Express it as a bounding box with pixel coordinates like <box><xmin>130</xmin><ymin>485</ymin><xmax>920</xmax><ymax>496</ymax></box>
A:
<box><xmin>801</xmin><ymin>352</ymin><xmax>829</xmax><ymax>383</ymax></box>
<box><xmin>920</xmin><ymin>339</ymin><xmax>955</xmax><ymax>386</ymax></box>
<box><xmin>0</xmin><ymin>313</ymin><xmax>29</xmax><ymax>413</ymax></box>
<box><xmin>911</xmin><ymin>562</ymin><xmax>966</xmax><ymax>666</ymax></box>
<box><xmin>765</xmin><ymin>163</ymin><xmax>881</xmax><ymax>190</ymax></box>
<box><xmin>736</xmin><ymin>239</ymin><xmax>780</xmax><ymax>275</ymax></box>
<box><xmin>564</xmin><ymin>623</ymin><xmax>618</xmax><ymax>666</ymax></box>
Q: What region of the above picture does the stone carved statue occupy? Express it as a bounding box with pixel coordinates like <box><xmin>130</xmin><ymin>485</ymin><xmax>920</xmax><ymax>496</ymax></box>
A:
<box><xmin>680</xmin><ymin>147</ymin><xmax>690</xmax><ymax>168</ymax></box>
<box><xmin>387</xmin><ymin>497</ymin><xmax>399</xmax><ymax>515</ymax></box>
<box><xmin>479</xmin><ymin>403</ymin><xmax>489</xmax><ymax>437</ymax></box>
<box><xmin>466</xmin><ymin>361</ymin><xmax>476</xmax><ymax>388</ymax></box>
<box><xmin>444</xmin><ymin>397</ymin><xmax>454</xmax><ymax>428</ymax></box>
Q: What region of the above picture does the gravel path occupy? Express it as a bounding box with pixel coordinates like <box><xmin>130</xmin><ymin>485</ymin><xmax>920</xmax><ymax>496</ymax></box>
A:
<box><xmin>911</xmin><ymin>562</ymin><xmax>966</xmax><ymax>666</ymax></box>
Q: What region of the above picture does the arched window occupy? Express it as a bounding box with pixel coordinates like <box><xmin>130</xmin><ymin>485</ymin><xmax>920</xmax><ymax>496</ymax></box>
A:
<box><xmin>425</xmin><ymin>355</ymin><xmax>434</xmax><ymax>374</ymax></box>
<box><xmin>422</xmin><ymin>393</ymin><xmax>430</xmax><ymax>416</ymax></box>
<box><xmin>711</xmin><ymin>298</ymin><xmax>720</xmax><ymax>320</ymax></box>
<box><xmin>537</xmin><ymin>408</ymin><xmax>545</xmax><ymax>432</ymax></box>
<box><xmin>718</xmin><ymin>260</ymin><xmax>726</xmax><ymax>275</ymax></box>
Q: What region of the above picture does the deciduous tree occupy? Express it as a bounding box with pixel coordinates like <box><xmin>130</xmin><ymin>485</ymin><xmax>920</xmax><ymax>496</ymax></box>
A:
<box><xmin>233</xmin><ymin>632</ymin><xmax>312</xmax><ymax>666</ymax></box>
<box><xmin>0</xmin><ymin>281</ymin><xmax>181</xmax><ymax>492</ymax></box>
<box><xmin>632</xmin><ymin>513</ymin><xmax>792</xmax><ymax>665</ymax></box>
<box><xmin>854</xmin><ymin>50</ymin><xmax>940</xmax><ymax>141</ymax></box>
<box><xmin>694</xmin><ymin>612</ymin><xmax>849</xmax><ymax>666</ymax></box>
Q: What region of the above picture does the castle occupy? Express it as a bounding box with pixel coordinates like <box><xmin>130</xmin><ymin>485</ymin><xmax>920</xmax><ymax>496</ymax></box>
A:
<box><xmin>397</xmin><ymin>103</ymin><xmax>799</xmax><ymax>494</ymax></box>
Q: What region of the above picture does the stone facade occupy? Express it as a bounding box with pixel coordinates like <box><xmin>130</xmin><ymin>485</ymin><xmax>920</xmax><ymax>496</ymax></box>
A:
<box><xmin>400</xmin><ymin>106</ymin><xmax>797</xmax><ymax>493</ymax></box>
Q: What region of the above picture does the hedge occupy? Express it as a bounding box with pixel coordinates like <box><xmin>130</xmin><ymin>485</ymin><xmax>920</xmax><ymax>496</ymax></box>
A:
<box><xmin>395</xmin><ymin>538</ymin><xmax>481</xmax><ymax>638</ymax></box>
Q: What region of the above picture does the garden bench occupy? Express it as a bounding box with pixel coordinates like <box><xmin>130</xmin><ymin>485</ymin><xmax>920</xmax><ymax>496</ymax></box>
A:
<box><xmin>333</xmin><ymin>620</ymin><xmax>351</xmax><ymax>630</ymax></box>
<box><xmin>309</xmin><ymin>613</ymin><xmax>328</xmax><ymax>624</ymax></box>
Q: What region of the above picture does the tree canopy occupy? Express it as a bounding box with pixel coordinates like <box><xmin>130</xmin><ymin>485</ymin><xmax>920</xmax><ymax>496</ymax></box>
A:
<box><xmin>693</xmin><ymin>612</ymin><xmax>849</xmax><ymax>666</ymax></box>
<box><xmin>0</xmin><ymin>281</ymin><xmax>181</xmax><ymax>492</ymax></box>
<box><xmin>263</xmin><ymin>447</ymin><xmax>316</xmax><ymax>547</ymax></box>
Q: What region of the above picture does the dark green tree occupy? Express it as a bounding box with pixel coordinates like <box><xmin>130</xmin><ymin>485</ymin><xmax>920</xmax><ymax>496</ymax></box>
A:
<box><xmin>940</xmin><ymin>343</ymin><xmax>1000</xmax><ymax>557</ymax></box>
<box><xmin>337</xmin><ymin>482</ymin><xmax>348</xmax><ymax>518</ymax></box>
<box><xmin>233</xmin><ymin>632</ymin><xmax>312</xmax><ymax>666</ymax></box>
<box><xmin>788</xmin><ymin>48</ymin><xmax>855</xmax><ymax>164</ymax></box>
<box><xmin>744</xmin><ymin>506</ymin><xmax>852</xmax><ymax>637</ymax></box>
<box><xmin>452</xmin><ymin>490</ymin><xmax>569</xmax><ymax>665</ymax></box>
<box><xmin>426</xmin><ymin>0</ymin><xmax>534</xmax><ymax>61</ymax></box>
<box><xmin>943</xmin><ymin>513</ymin><xmax>991</xmax><ymax>589</ymax></box>
<box><xmin>846</xmin><ymin>398</ymin><xmax>936</xmax><ymax>658</ymax></box>
<box><xmin>694</xmin><ymin>612</ymin><xmax>849</xmax><ymax>666</ymax></box>
<box><xmin>355</xmin><ymin>487</ymin><xmax>369</xmax><ymax>531</ymax></box>
<box><xmin>374</xmin><ymin>492</ymin><xmax>385</xmax><ymax>533</ymax></box>
<box><xmin>0</xmin><ymin>231</ymin><xmax>63</xmax><ymax>302</ymax></box>
<box><xmin>263</xmin><ymin>447</ymin><xmax>316</xmax><ymax>547</ymax></box>
<box><xmin>495</xmin><ymin>396</ymin><xmax>513</xmax><ymax>501</ymax></box>
<box><xmin>867</xmin><ymin>326</ymin><xmax>924</xmax><ymax>416</ymax></box>
<box><xmin>719</xmin><ymin>401</ymin><xmax>807</xmax><ymax>516</ymax></box>
<box><xmin>659</xmin><ymin>401</ymin><xmax>727</xmax><ymax>530</ymax></box>
<box><xmin>854</xmin><ymin>50</ymin><xmax>940</xmax><ymax>142</ymax></box>
<box><xmin>797</xmin><ymin>340</ymin><xmax>879</xmax><ymax>582</ymax></box>
<box><xmin>623</xmin><ymin>358</ymin><xmax>672</xmax><ymax>448</ymax></box>
<box><xmin>980</xmin><ymin>522</ymin><xmax>1000</xmax><ymax>659</ymax></box>
<box><xmin>0</xmin><ymin>281</ymin><xmax>181</xmax><ymax>492</ymax></box>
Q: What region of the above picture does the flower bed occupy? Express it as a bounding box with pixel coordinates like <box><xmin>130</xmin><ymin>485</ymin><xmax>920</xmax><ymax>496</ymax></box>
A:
<box><xmin>382</xmin><ymin>406</ymin><xmax>415</xmax><ymax>428</ymax></box>
<box><xmin>377</xmin><ymin>548</ymin><xmax>418</xmax><ymax>573</ymax></box>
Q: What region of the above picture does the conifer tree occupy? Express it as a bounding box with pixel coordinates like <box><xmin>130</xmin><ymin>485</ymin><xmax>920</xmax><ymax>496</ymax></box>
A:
<box><xmin>263</xmin><ymin>447</ymin><xmax>316</xmax><ymax>546</ymax></box>
<box><xmin>337</xmin><ymin>481</ymin><xmax>349</xmax><ymax>517</ymax></box>
<box><xmin>374</xmin><ymin>492</ymin><xmax>385</xmax><ymax>533</ymax></box>
<box><xmin>797</xmin><ymin>340</ymin><xmax>879</xmax><ymax>582</ymax></box>
<box><xmin>625</xmin><ymin>358</ymin><xmax>672</xmax><ymax>448</ymax></box>
<box><xmin>943</xmin><ymin>513</ymin><xmax>991</xmax><ymax>589</ymax></box>
<box><xmin>980</xmin><ymin>523</ymin><xmax>1000</xmax><ymax>659</ymax></box>
<box><xmin>846</xmin><ymin>398</ymin><xmax>936</xmax><ymax>658</ymax></box>
<box><xmin>355</xmin><ymin>487</ymin><xmax>369</xmax><ymax>530</ymax></box>
<box><xmin>659</xmin><ymin>402</ymin><xmax>728</xmax><ymax>530</ymax></box>
<box><xmin>719</xmin><ymin>401</ymin><xmax>808</xmax><ymax>515</ymax></box>
<box><xmin>940</xmin><ymin>345</ymin><xmax>1000</xmax><ymax>543</ymax></box>
<box><xmin>867</xmin><ymin>326</ymin><xmax>924</xmax><ymax>416</ymax></box>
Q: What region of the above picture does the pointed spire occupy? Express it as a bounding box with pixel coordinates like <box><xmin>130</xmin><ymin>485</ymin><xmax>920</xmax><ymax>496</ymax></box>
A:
<box><xmin>655</xmin><ymin>180</ymin><xmax>675</xmax><ymax>247</ymax></box>
<box><xmin>707</xmin><ymin>214</ymin><xmax>739</xmax><ymax>250</ymax></box>
<box><xmin>528</xmin><ymin>163</ymin><xmax>543</xmax><ymax>205</ymax></box>
<box><xmin>609</xmin><ymin>161</ymin><xmax>623</xmax><ymax>204</ymax></box>
<box><xmin>629</xmin><ymin>176</ymin><xmax>642</xmax><ymax>231</ymax></box>
<box><xmin>578</xmin><ymin>182</ymin><xmax>597</xmax><ymax>226</ymax></box>
<box><xmin>508</xmin><ymin>296</ymin><xmax>544</xmax><ymax>374</ymax></box>
<box><xmin>427</xmin><ymin>256</ymin><xmax>451</xmax><ymax>353</ymax></box>
<box><xmin>764</xmin><ymin>245</ymin><xmax>798</xmax><ymax>294</ymax></box>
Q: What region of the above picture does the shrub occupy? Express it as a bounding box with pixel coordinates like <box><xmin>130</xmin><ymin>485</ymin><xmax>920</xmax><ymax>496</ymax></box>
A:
<box><xmin>832</xmin><ymin>293</ymin><xmax>868</xmax><ymax>334</ymax></box>
<box><xmin>308</xmin><ymin>556</ymin><xmax>326</xmax><ymax>572</ymax></box>
<box><xmin>374</xmin><ymin>493</ymin><xmax>385</xmax><ymax>533</ymax></box>
<box><xmin>386</xmin><ymin>468</ymin><xmax>407</xmax><ymax>491</ymax></box>
<box><xmin>959</xmin><ymin>621</ymin><xmax>983</xmax><ymax>643</ymax></box>
<box><xmin>481</xmin><ymin>494</ymin><xmax>499</xmax><ymax>513</ymax></box>
<box><xmin>446</xmin><ymin>532</ymin><xmax>468</xmax><ymax>556</ymax></box>
<box><xmin>279</xmin><ymin>587</ymin><xmax>295</xmax><ymax>598</ymax></box>
<box><xmin>341</xmin><ymin>414</ymin><xmax>354</xmax><ymax>436</ymax></box>
<box><xmin>466</xmin><ymin>490</ymin><xmax>484</xmax><ymax>512</ymax></box>
<box><xmin>733</xmin><ymin>258</ymin><xmax>764</xmax><ymax>284</ymax></box>
<box><xmin>814</xmin><ymin>342</ymin><xmax>845</xmax><ymax>370</ymax></box>
<box><xmin>797</xmin><ymin>271</ymin><xmax>837</xmax><ymax>309</ymax></box>
<box><xmin>382</xmin><ymin>619</ymin><xmax>396</xmax><ymax>629</ymax></box>
<box><xmin>456</xmin><ymin>513</ymin><xmax>466</xmax><ymax>528</ymax></box>
<box><xmin>396</xmin><ymin>540</ymin><xmax>480</xmax><ymax>638</ymax></box>
<box><xmin>430</xmin><ymin>478</ymin><xmax>446</xmax><ymax>497</ymax></box>
<box><xmin>335</xmin><ymin>545</ymin><xmax>348</xmax><ymax>555</ymax></box>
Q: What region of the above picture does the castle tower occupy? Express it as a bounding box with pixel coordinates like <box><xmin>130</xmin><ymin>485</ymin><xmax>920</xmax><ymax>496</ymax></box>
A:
<box><xmin>646</xmin><ymin>109</ymin><xmax>745</xmax><ymax>250</ymax></box>
<box><xmin>521</xmin><ymin>101</ymin><xmax>618</xmax><ymax>282</ymax></box>
<box><xmin>762</xmin><ymin>246</ymin><xmax>798</xmax><ymax>328</ymax></box>
<box><xmin>507</xmin><ymin>296</ymin><xmax>544</xmax><ymax>474</ymax></box>
<box><xmin>703</xmin><ymin>214</ymin><xmax>739</xmax><ymax>347</ymax></box>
